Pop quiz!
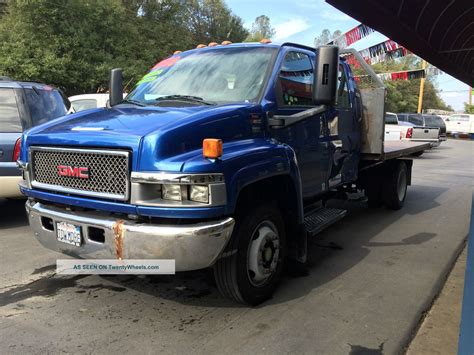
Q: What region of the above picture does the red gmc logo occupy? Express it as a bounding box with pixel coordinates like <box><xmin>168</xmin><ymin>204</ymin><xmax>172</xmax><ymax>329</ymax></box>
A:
<box><xmin>57</xmin><ymin>165</ymin><xmax>89</xmax><ymax>179</ymax></box>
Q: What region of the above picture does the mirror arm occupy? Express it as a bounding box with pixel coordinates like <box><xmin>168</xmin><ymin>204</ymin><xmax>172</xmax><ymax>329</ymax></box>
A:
<box><xmin>268</xmin><ymin>105</ymin><xmax>327</xmax><ymax>128</ymax></box>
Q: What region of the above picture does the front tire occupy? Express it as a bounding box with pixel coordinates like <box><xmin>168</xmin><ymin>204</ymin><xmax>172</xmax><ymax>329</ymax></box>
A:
<box><xmin>214</xmin><ymin>203</ymin><xmax>286</xmax><ymax>305</ymax></box>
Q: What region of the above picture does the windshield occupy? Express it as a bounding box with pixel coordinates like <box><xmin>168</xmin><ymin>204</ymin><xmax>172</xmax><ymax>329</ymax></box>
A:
<box><xmin>24</xmin><ymin>87</ymin><xmax>68</xmax><ymax>126</ymax></box>
<box><xmin>127</xmin><ymin>47</ymin><xmax>276</xmax><ymax>105</ymax></box>
<box><xmin>423</xmin><ymin>115</ymin><xmax>445</xmax><ymax>127</ymax></box>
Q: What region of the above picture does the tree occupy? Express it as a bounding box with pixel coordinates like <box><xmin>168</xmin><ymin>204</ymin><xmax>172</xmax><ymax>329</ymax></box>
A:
<box><xmin>465</xmin><ymin>103</ymin><xmax>474</xmax><ymax>114</ymax></box>
<box><xmin>314</xmin><ymin>29</ymin><xmax>342</xmax><ymax>47</ymax></box>
<box><xmin>184</xmin><ymin>0</ymin><xmax>248</xmax><ymax>45</ymax></box>
<box><xmin>367</xmin><ymin>57</ymin><xmax>452</xmax><ymax>112</ymax></box>
<box><xmin>245</xmin><ymin>15</ymin><xmax>275</xmax><ymax>42</ymax></box>
<box><xmin>0</xmin><ymin>0</ymin><xmax>249</xmax><ymax>95</ymax></box>
<box><xmin>0</xmin><ymin>0</ymin><xmax>165</xmax><ymax>94</ymax></box>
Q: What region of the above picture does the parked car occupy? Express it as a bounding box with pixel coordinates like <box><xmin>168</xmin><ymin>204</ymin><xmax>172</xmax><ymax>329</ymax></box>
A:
<box><xmin>69</xmin><ymin>93</ymin><xmax>127</xmax><ymax>112</ymax></box>
<box><xmin>385</xmin><ymin>112</ymin><xmax>440</xmax><ymax>154</ymax></box>
<box><xmin>69</xmin><ymin>93</ymin><xmax>110</xmax><ymax>112</ymax></box>
<box><xmin>384</xmin><ymin>112</ymin><xmax>403</xmax><ymax>141</ymax></box>
<box><xmin>398</xmin><ymin>113</ymin><xmax>447</xmax><ymax>142</ymax></box>
<box><xmin>444</xmin><ymin>113</ymin><xmax>474</xmax><ymax>137</ymax></box>
<box><xmin>0</xmin><ymin>77</ymin><xmax>69</xmax><ymax>198</ymax></box>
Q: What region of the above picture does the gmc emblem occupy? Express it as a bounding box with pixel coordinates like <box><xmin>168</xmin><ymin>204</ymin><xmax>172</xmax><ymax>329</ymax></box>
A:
<box><xmin>57</xmin><ymin>165</ymin><xmax>89</xmax><ymax>179</ymax></box>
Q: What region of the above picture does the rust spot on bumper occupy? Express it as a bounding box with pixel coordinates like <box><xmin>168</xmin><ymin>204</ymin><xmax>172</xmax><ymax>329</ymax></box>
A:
<box><xmin>112</xmin><ymin>220</ymin><xmax>125</xmax><ymax>260</ymax></box>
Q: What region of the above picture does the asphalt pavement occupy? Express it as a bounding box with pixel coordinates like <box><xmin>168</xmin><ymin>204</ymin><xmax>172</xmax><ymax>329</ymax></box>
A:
<box><xmin>0</xmin><ymin>139</ymin><xmax>472</xmax><ymax>354</ymax></box>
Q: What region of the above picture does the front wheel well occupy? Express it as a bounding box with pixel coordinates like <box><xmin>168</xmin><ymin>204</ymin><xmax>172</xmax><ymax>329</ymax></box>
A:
<box><xmin>234</xmin><ymin>175</ymin><xmax>300</xmax><ymax>228</ymax></box>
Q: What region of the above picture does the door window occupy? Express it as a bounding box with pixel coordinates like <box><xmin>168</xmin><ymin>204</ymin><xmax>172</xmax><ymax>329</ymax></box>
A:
<box><xmin>277</xmin><ymin>51</ymin><xmax>314</xmax><ymax>106</ymax></box>
<box><xmin>0</xmin><ymin>88</ymin><xmax>22</xmax><ymax>132</ymax></box>
<box><xmin>408</xmin><ymin>114</ymin><xmax>424</xmax><ymax>126</ymax></box>
<box><xmin>336</xmin><ymin>65</ymin><xmax>351</xmax><ymax>109</ymax></box>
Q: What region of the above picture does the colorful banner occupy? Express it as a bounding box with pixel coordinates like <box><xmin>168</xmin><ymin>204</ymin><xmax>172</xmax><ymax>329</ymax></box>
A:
<box><xmin>354</xmin><ymin>68</ymin><xmax>427</xmax><ymax>82</ymax></box>
<box><xmin>344</xmin><ymin>40</ymin><xmax>410</xmax><ymax>68</ymax></box>
<box><xmin>328</xmin><ymin>24</ymin><xmax>375</xmax><ymax>48</ymax></box>
<box><xmin>359</xmin><ymin>40</ymin><xmax>408</xmax><ymax>65</ymax></box>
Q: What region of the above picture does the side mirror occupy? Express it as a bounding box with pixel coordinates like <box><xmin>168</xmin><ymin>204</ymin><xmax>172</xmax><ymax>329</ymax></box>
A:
<box><xmin>109</xmin><ymin>68</ymin><xmax>123</xmax><ymax>107</ymax></box>
<box><xmin>313</xmin><ymin>45</ymin><xmax>339</xmax><ymax>106</ymax></box>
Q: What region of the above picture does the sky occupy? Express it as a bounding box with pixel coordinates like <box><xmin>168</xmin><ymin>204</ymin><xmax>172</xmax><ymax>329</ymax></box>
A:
<box><xmin>226</xmin><ymin>0</ymin><xmax>471</xmax><ymax>111</ymax></box>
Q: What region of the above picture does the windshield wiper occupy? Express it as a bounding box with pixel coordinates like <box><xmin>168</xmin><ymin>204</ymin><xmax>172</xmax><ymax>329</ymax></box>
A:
<box><xmin>119</xmin><ymin>99</ymin><xmax>146</xmax><ymax>107</ymax></box>
<box><xmin>155</xmin><ymin>95</ymin><xmax>214</xmax><ymax>105</ymax></box>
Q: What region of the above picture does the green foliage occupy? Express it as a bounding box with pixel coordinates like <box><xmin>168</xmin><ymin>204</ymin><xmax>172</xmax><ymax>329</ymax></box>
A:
<box><xmin>465</xmin><ymin>103</ymin><xmax>474</xmax><ymax>114</ymax></box>
<box><xmin>245</xmin><ymin>15</ymin><xmax>275</xmax><ymax>42</ymax></box>
<box><xmin>185</xmin><ymin>0</ymin><xmax>249</xmax><ymax>44</ymax></box>
<box><xmin>0</xmin><ymin>0</ymin><xmax>248</xmax><ymax>95</ymax></box>
<box><xmin>367</xmin><ymin>56</ymin><xmax>451</xmax><ymax>112</ymax></box>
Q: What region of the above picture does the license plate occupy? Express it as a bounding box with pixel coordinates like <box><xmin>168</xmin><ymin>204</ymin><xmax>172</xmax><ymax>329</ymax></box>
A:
<box><xmin>56</xmin><ymin>222</ymin><xmax>82</xmax><ymax>246</ymax></box>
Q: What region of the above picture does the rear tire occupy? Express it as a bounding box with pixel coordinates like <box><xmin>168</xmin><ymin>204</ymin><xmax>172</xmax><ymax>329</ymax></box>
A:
<box><xmin>214</xmin><ymin>203</ymin><xmax>286</xmax><ymax>305</ymax></box>
<box><xmin>382</xmin><ymin>161</ymin><xmax>408</xmax><ymax>210</ymax></box>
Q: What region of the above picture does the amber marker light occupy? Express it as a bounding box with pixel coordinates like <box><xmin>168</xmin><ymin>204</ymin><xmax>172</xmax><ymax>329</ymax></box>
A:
<box><xmin>196</xmin><ymin>44</ymin><xmax>207</xmax><ymax>48</ymax></box>
<box><xmin>260</xmin><ymin>38</ymin><xmax>272</xmax><ymax>44</ymax></box>
<box><xmin>203</xmin><ymin>139</ymin><xmax>223</xmax><ymax>159</ymax></box>
<box><xmin>208</xmin><ymin>42</ymin><xmax>218</xmax><ymax>47</ymax></box>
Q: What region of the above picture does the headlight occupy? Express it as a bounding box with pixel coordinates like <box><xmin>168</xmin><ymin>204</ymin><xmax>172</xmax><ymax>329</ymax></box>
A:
<box><xmin>130</xmin><ymin>172</ymin><xmax>226</xmax><ymax>207</ymax></box>
<box><xmin>162</xmin><ymin>184</ymin><xmax>182</xmax><ymax>201</ymax></box>
<box><xmin>189</xmin><ymin>185</ymin><xmax>209</xmax><ymax>203</ymax></box>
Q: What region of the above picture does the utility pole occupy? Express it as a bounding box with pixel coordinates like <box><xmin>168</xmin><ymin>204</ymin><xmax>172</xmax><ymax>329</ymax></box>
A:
<box><xmin>417</xmin><ymin>59</ymin><xmax>426</xmax><ymax>113</ymax></box>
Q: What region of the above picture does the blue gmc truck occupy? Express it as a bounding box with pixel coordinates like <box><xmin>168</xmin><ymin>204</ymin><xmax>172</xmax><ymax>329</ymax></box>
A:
<box><xmin>18</xmin><ymin>42</ymin><xmax>428</xmax><ymax>305</ymax></box>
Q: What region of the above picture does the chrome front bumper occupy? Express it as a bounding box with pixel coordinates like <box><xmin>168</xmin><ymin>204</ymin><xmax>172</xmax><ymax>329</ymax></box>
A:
<box><xmin>26</xmin><ymin>201</ymin><xmax>235</xmax><ymax>272</ymax></box>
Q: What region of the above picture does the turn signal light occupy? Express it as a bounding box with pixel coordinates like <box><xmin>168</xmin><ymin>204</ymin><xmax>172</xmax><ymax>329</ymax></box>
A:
<box><xmin>221</xmin><ymin>41</ymin><xmax>232</xmax><ymax>45</ymax></box>
<box><xmin>203</xmin><ymin>139</ymin><xmax>223</xmax><ymax>159</ymax></box>
<box><xmin>208</xmin><ymin>42</ymin><xmax>218</xmax><ymax>47</ymax></box>
<box><xmin>196</xmin><ymin>44</ymin><xmax>207</xmax><ymax>48</ymax></box>
<box><xmin>173</xmin><ymin>50</ymin><xmax>182</xmax><ymax>55</ymax></box>
<box><xmin>260</xmin><ymin>38</ymin><xmax>272</xmax><ymax>44</ymax></box>
<box><xmin>406</xmin><ymin>127</ymin><xmax>413</xmax><ymax>139</ymax></box>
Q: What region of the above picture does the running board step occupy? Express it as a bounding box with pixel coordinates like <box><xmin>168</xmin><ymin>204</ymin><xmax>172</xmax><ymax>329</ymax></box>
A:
<box><xmin>304</xmin><ymin>207</ymin><xmax>347</xmax><ymax>237</ymax></box>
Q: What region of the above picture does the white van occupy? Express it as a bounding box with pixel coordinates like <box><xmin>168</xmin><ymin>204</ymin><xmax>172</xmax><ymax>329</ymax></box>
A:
<box><xmin>445</xmin><ymin>114</ymin><xmax>474</xmax><ymax>135</ymax></box>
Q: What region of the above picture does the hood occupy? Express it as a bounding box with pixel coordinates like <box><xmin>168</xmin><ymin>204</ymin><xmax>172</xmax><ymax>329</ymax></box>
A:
<box><xmin>22</xmin><ymin>103</ymin><xmax>261</xmax><ymax>170</ymax></box>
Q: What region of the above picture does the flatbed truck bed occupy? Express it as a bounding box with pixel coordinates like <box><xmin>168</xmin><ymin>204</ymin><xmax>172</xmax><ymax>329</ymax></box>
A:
<box><xmin>362</xmin><ymin>141</ymin><xmax>431</xmax><ymax>161</ymax></box>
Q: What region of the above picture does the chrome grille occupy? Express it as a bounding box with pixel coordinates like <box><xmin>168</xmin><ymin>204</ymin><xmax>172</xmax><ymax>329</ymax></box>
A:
<box><xmin>30</xmin><ymin>147</ymin><xmax>130</xmax><ymax>201</ymax></box>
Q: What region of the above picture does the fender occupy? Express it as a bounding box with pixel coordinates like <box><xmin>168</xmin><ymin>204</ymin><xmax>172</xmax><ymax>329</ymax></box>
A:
<box><xmin>182</xmin><ymin>138</ymin><xmax>304</xmax><ymax>223</ymax></box>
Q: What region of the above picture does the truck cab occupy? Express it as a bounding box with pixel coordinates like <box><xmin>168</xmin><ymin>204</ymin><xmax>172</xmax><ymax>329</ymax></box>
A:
<box><xmin>19</xmin><ymin>42</ymin><xmax>426</xmax><ymax>305</ymax></box>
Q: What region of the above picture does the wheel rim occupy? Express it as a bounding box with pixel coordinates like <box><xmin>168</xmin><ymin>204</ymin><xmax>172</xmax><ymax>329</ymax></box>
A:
<box><xmin>247</xmin><ymin>220</ymin><xmax>280</xmax><ymax>287</ymax></box>
<box><xmin>397</xmin><ymin>168</ymin><xmax>407</xmax><ymax>201</ymax></box>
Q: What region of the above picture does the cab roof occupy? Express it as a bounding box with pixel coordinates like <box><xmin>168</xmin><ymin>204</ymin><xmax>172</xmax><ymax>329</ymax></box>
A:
<box><xmin>0</xmin><ymin>78</ymin><xmax>56</xmax><ymax>90</ymax></box>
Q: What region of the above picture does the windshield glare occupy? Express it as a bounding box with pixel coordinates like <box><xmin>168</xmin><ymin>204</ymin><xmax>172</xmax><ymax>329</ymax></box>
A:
<box><xmin>128</xmin><ymin>47</ymin><xmax>276</xmax><ymax>105</ymax></box>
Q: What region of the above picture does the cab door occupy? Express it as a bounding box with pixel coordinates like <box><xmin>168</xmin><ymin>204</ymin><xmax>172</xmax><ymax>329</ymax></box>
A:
<box><xmin>269</xmin><ymin>50</ymin><xmax>330</xmax><ymax>199</ymax></box>
<box><xmin>326</xmin><ymin>62</ymin><xmax>361</xmax><ymax>187</ymax></box>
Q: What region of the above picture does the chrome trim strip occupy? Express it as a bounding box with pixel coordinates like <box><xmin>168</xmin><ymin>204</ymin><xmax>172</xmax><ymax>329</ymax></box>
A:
<box><xmin>30</xmin><ymin>146</ymin><xmax>130</xmax><ymax>157</ymax></box>
<box><xmin>31</xmin><ymin>181</ymin><xmax>127</xmax><ymax>200</ymax></box>
<box><xmin>29</xmin><ymin>146</ymin><xmax>131</xmax><ymax>201</ymax></box>
<box><xmin>131</xmin><ymin>172</ymin><xmax>224</xmax><ymax>184</ymax></box>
